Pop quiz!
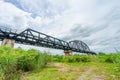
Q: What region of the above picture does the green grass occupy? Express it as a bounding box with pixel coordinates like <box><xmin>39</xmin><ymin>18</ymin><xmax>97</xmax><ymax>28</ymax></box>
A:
<box><xmin>22</xmin><ymin>62</ymin><xmax>120</xmax><ymax>80</ymax></box>
<box><xmin>24</xmin><ymin>66</ymin><xmax>58</xmax><ymax>80</ymax></box>
<box><xmin>0</xmin><ymin>46</ymin><xmax>51</xmax><ymax>80</ymax></box>
<box><xmin>0</xmin><ymin>46</ymin><xmax>120</xmax><ymax>80</ymax></box>
<box><xmin>23</xmin><ymin>53</ymin><xmax>120</xmax><ymax>80</ymax></box>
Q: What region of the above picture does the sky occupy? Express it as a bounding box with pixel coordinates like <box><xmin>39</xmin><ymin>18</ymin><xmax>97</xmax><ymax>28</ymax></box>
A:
<box><xmin>0</xmin><ymin>0</ymin><xmax>120</xmax><ymax>54</ymax></box>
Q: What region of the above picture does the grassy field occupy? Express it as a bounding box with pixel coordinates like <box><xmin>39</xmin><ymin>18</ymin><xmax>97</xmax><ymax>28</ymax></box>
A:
<box><xmin>0</xmin><ymin>46</ymin><xmax>120</xmax><ymax>80</ymax></box>
<box><xmin>23</xmin><ymin>62</ymin><xmax>120</xmax><ymax>80</ymax></box>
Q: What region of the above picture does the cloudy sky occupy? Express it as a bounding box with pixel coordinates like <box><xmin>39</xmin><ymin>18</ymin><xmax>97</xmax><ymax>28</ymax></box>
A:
<box><xmin>0</xmin><ymin>0</ymin><xmax>120</xmax><ymax>54</ymax></box>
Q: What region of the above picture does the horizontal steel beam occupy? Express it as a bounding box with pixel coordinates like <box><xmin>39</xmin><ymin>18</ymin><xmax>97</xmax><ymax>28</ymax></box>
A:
<box><xmin>0</xmin><ymin>27</ymin><xmax>96</xmax><ymax>55</ymax></box>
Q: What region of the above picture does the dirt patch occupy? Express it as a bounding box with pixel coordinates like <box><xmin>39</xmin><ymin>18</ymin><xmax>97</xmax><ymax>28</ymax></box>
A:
<box><xmin>21</xmin><ymin>72</ymin><xmax>29</xmax><ymax>80</ymax></box>
<box><xmin>91</xmin><ymin>75</ymin><xmax>105</xmax><ymax>80</ymax></box>
<box><xmin>77</xmin><ymin>67</ymin><xmax>105</xmax><ymax>80</ymax></box>
<box><xmin>48</xmin><ymin>62</ymin><xmax>68</xmax><ymax>72</ymax></box>
<box><xmin>77</xmin><ymin>68</ymin><xmax>93</xmax><ymax>80</ymax></box>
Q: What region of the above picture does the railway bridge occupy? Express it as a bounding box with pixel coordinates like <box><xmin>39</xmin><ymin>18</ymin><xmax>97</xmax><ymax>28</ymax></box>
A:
<box><xmin>0</xmin><ymin>26</ymin><xmax>96</xmax><ymax>56</ymax></box>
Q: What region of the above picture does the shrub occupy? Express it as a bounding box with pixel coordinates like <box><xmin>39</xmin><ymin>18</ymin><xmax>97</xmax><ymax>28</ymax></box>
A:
<box><xmin>79</xmin><ymin>56</ymin><xmax>92</xmax><ymax>62</ymax></box>
<box><xmin>105</xmin><ymin>55</ymin><xmax>115</xmax><ymax>63</ymax></box>
<box><xmin>0</xmin><ymin>46</ymin><xmax>51</xmax><ymax>80</ymax></box>
<box><xmin>52</xmin><ymin>55</ymin><xmax>63</xmax><ymax>62</ymax></box>
<box><xmin>63</xmin><ymin>57</ymin><xmax>75</xmax><ymax>63</ymax></box>
<box><xmin>98</xmin><ymin>52</ymin><xmax>106</xmax><ymax>56</ymax></box>
<box><xmin>52</xmin><ymin>54</ymin><xmax>92</xmax><ymax>63</ymax></box>
<box><xmin>0</xmin><ymin>53</ymin><xmax>21</xmax><ymax>80</ymax></box>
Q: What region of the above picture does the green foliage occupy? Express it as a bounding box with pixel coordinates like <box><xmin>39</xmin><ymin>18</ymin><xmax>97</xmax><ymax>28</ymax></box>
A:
<box><xmin>1</xmin><ymin>46</ymin><xmax>120</xmax><ymax>80</ymax></box>
<box><xmin>52</xmin><ymin>55</ymin><xmax>64</xmax><ymax>62</ymax></box>
<box><xmin>105</xmin><ymin>54</ymin><xmax>116</xmax><ymax>63</ymax></box>
<box><xmin>52</xmin><ymin>53</ymin><xmax>120</xmax><ymax>74</ymax></box>
<box><xmin>75</xmin><ymin>55</ymin><xmax>92</xmax><ymax>62</ymax></box>
<box><xmin>97</xmin><ymin>53</ymin><xmax>120</xmax><ymax>63</ymax></box>
<box><xmin>52</xmin><ymin>54</ymin><xmax>92</xmax><ymax>63</ymax></box>
<box><xmin>98</xmin><ymin>52</ymin><xmax>106</xmax><ymax>55</ymax></box>
<box><xmin>0</xmin><ymin>46</ymin><xmax>51</xmax><ymax>80</ymax></box>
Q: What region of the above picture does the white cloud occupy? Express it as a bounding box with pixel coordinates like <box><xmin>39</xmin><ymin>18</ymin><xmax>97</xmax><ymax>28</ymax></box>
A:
<box><xmin>1</xmin><ymin>0</ymin><xmax>120</xmax><ymax>53</ymax></box>
<box><xmin>0</xmin><ymin>1</ymin><xmax>31</xmax><ymax>30</ymax></box>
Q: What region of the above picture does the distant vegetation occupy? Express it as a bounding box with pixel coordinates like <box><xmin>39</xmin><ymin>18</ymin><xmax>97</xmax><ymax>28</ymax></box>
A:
<box><xmin>52</xmin><ymin>52</ymin><xmax>120</xmax><ymax>64</ymax></box>
<box><xmin>0</xmin><ymin>46</ymin><xmax>120</xmax><ymax>80</ymax></box>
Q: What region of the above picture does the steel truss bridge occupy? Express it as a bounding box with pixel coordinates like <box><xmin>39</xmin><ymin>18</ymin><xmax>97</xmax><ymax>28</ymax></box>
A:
<box><xmin>0</xmin><ymin>26</ymin><xmax>96</xmax><ymax>55</ymax></box>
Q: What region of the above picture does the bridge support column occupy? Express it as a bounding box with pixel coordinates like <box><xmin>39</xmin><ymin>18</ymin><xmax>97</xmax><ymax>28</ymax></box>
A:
<box><xmin>1</xmin><ymin>38</ymin><xmax>15</xmax><ymax>47</ymax></box>
<box><xmin>64</xmin><ymin>50</ymin><xmax>73</xmax><ymax>57</ymax></box>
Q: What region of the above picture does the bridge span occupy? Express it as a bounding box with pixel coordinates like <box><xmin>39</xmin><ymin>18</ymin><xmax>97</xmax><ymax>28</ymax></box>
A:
<box><xmin>0</xmin><ymin>26</ymin><xmax>96</xmax><ymax>55</ymax></box>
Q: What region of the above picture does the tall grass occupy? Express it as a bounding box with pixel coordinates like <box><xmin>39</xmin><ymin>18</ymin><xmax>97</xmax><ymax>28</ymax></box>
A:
<box><xmin>52</xmin><ymin>54</ymin><xmax>93</xmax><ymax>63</ymax></box>
<box><xmin>52</xmin><ymin>52</ymin><xmax>120</xmax><ymax>73</ymax></box>
<box><xmin>52</xmin><ymin>52</ymin><xmax>120</xmax><ymax>63</ymax></box>
<box><xmin>0</xmin><ymin>46</ymin><xmax>120</xmax><ymax>80</ymax></box>
<box><xmin>0</xmin><ymin>46</ymin><xmax>51</xmax><ymax>80</ymax></box>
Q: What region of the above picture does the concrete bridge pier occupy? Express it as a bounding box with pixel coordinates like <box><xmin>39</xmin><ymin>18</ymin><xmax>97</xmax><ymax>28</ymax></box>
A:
<box><xmin>64</xmin><ymin>50</ymin><xmax>73</xmax><ymax>57</ymax></box>
<box><xmin>1</xmin><ymin>38</ymin><xmax>15</xmax><ymax>47</ymax></box>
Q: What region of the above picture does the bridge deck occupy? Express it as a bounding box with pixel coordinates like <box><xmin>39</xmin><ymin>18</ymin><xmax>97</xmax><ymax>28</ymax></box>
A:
<box><xmin>0</xmin><ymin>26</ymin><xmax>96</xmax><ymax>55</ymax></box>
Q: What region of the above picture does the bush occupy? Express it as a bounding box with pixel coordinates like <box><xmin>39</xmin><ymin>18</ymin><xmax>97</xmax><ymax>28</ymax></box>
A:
<box><xmin>52</xmin><ymin>55</ymin><xmax>63</xmax><ymax>62</ymax></box>
<box><xmin>114</xmin><ymin>53</ymin><xmax>120</xmax><ymax>72</ymax></box>
<box><xmin>98</xmin><ymin>52</ymin><xmax>106</xmax><ymax>56</ymax></box>
<box><xmin>52</xmin><ymin>54</ymin><xmax>92</xmax><ymax>63</ymax></box>
<box><xmin>77</xmin><ymin>56</ymin><xmax>92</xmax><ymax>62</ymax></box>
<box><xmin>63</xmin><ymin>57</ymin><xmax>75</xmax><ymax>63</ymax></box>
<box><xmin>105</xmin><ymin>54</ymin><xmax>115</xmax><ymax>63</ymax></box>
<box><xmin>0</xmin><ymin>46</ymin><xmax>51</xmax><ymax>80</ymax></box>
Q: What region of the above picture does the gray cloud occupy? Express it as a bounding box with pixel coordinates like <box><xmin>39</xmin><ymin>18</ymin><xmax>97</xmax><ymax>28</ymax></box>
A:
<box><xmin>4</xmin><ymin>0</ymin><xmax>69</xmax><ymax>18</ymax></box>
<box><xmin>1</xmin><ymin>0</ymin><xmax>120</xmax><ymax>53</ymax></box>
<box><xmin>61</xmin><ymin>7</ymin><xmax>120</xmax><ymax>53</ymax></box>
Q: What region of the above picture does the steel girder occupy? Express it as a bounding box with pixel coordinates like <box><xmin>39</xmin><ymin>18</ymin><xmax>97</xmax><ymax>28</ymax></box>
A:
<box><xmin>0</xmin><ymin>26</ymin><xmax>96</xmax><ymax>55</ymax></box>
